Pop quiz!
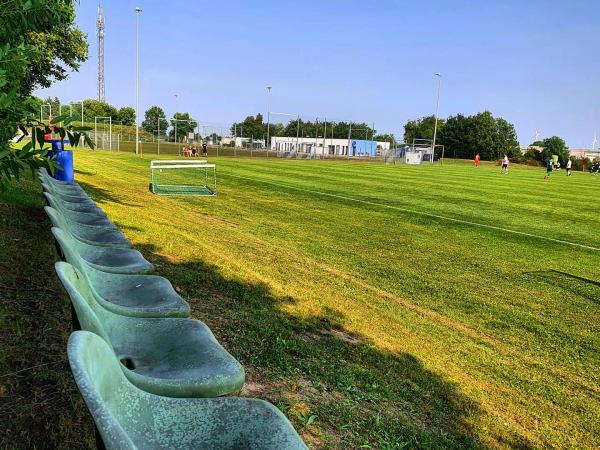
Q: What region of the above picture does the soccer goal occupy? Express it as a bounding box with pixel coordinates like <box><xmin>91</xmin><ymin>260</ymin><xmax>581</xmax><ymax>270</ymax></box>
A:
<box><xmin>149</xmin><ymin>160</ymin><xmax>217</xmax><ymax>196</ymax></box>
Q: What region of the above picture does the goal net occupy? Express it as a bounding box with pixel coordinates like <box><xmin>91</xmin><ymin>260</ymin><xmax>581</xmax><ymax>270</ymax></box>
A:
<box><xmin>150</xmin><ymin>160</ymin><xmax>217</xmax><ymax>196</ymax></box>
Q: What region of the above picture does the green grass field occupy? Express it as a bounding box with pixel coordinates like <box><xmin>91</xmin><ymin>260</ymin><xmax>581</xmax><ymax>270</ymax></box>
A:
<box><xmin>2</xmin><ymin>150</ymin><xmax>599</xmax><ymax>449</ymax></box>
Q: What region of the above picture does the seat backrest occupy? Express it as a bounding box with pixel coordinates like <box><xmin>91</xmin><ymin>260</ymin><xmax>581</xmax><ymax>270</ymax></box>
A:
<box><xmin>51</xmin><ymin>226</ymin><xmax>93</xmax><ymax>275</ymax></box>
<box><xmin>44</xmin><ymin>206</ymin><xmax>72</xmax><ymax>231</ymax></box>
<box><xmin>55</xmin><ymin>262</ymin><xmax>111</xmax><ymax>342</ymax></box>
<box><xmin>67</xmin><ymin>331</ymin><xmax>136</xmax><ymax>450</ymax></box>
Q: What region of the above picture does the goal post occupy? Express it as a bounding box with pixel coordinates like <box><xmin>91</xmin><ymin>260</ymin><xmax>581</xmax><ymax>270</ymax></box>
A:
<box><xmin>149</xmin><ymin>160</ymin><xmax>217</xmax><ymax>196</ymax></box>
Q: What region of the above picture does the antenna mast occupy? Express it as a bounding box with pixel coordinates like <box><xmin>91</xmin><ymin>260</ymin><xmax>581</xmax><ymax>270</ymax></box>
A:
<box><xmin>97</xmin><ymin>3</ymin><xmax>105</xmax><ymax>102</ymax></box>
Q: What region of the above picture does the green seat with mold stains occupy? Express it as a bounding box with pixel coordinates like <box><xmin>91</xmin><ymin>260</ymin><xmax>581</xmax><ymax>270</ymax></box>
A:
<box><xmin>45</xmin><ymin>206</ymin><xmax>131</xmax><ymax>249</ymax></box>
<box><xmin>44</xmin><ymin>191</ymin><xmax>117</xmax><ymax>229</ymax></box>
<box><xmin>57</xmin><ymin>262</ymin><xmax>242</xmax><ymax>398</ymax></box>
<box><xmin>51</xmin><ymin>226</ymin><xmax>153</xmax><ymax>275</ymax></box>
<box><xmin>68</xmin><ymin>331</ymin><xmax>307</xmax><ymax>450</ymax></box>
<box><xmin>52</xmin><ymin>226</ymin><xmax>188</xmax><ymax>317</ymax></box>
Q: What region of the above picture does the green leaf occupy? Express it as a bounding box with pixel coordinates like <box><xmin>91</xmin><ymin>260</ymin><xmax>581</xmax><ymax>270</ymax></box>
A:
<box><xmin>50</xmin><ymin>114</ymin><xmax>69</xmax><ymax>124</ymax></box>
<box><xmin>84</xmin><ymin>133</ymin><xmax>95</xmax><ymax>149</ymax></box>
<box><xmin>34</xmin><ymin>128</ymin><xmax>45</xmax><ymax>149</ymax></box>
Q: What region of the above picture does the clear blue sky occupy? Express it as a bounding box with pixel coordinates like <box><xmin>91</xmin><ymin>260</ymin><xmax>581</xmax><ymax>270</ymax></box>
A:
<box><xmin>36</xmin><ymin>0</ymin><xmax>600</xmax><ymax>147</ymax></box>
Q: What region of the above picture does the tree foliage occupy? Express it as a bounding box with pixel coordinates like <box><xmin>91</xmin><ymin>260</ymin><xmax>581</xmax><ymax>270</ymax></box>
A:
<box><xmin>403</xmin><ymin>115</ymin><xmax>444</xmax><ymax>144</ymax></box>
<box><xmin>539</xmin><ymin>136</ymin><xmax>569</xmax><ymax>164</ymax></box>
<box><xmin>82</xmin><ymin>99</ymin><xmax>118</xmax><ymax>122</ymax></box>
<box><xmin>142</xmin><ymin>106</ymin><xmax>169</xmax><ymax>136</ymax></box>
<box><xmin>117</xmin><ymin>107</ymin><xmax>136</xmax><ymax>126</ymax></box>
<box><xmin>436</xmin><ymin>111</ymin><xmax>520</xmax><ymax>160</ymax></box>
<box><xmin>169</xmin><ymin>112</ymin><xmax>196</xmax><ymax>140</ymax></box>
<box><xmin>0</xmin><ymin>0</ymin><xmax>90</xmax><ymax>185</ymax></box>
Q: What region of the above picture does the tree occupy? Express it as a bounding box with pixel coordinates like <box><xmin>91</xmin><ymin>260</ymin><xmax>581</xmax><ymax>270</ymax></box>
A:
<box><xmin>169</xmin><ymin>112</ymin><xmax>196</xmax><ymax>141</ymax></box>
<box><xmin>403</xmin><ymin>115</ymin><xmax>444</xmax><ymax>144</ymax></box>
<box><xmin>435</xmin><ymin>111</ymin><xmax>519</xmax><ymax>160</ymax></box>
<box><xmin>40</xmin><ymin>96</ymin><xmax>61</xmax><ymax>119</ymax></box>
<box><xmin>373</xmin><ymin>133</ymin><xmax>396</xmax><ymax>144</ymax></box>
<box><xmin>539</xmin><ymin>136</ymin><xmax>569</xmax><ymax>164</ymax></box>
<box><xmin>1</xmin><ymin>0</ymin><xmax>90</xmax><ymax>186</ymax></box>
<box><xmin>82</xmin><ymin>99</ymin><xmax>118</xmax><ymax>122</ymax></box>
<box><xmin>439</xmin><ymin>114</ymin><xmax>471</xmax><ymax>158</ymax></box>
<box><xmin>117</xmin><ymin>107</ymin><xmax>136</xmax><ymax>126</ymax></box>
<box><xmin>231</xmin><ymin>114</ymin><xmax>266</xmax><ymax>140</ymax></box>
<box><xmin>142</xmin><ymin>106</ymin><xmax>169</xmax><ymax>136</ymax></box>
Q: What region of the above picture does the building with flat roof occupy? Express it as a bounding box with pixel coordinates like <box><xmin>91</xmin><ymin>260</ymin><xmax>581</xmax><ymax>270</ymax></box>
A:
<box><xmin>270</xmin><ymin>136</ymin><xmax>390</xmax><ymax>157</ymax></box>
<box><xmin>569</xmin><ymin>148</ymin><xmax>600</xmax><ymax>160</ymax></box>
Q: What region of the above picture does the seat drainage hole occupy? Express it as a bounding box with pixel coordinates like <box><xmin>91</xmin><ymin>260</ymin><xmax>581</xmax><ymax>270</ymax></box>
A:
<box><xmin>120</xmin><ymin>358</ymin><xmax>136</xmax><ymax>370</ymax></box>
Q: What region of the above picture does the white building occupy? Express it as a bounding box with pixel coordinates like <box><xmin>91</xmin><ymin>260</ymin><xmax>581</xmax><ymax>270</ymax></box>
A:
<box><xmin>270</xmin><ymin>136</ymin><xmax>390</xmax><ymax>157</ymax></box>
<box><xmin>234</xmin><ymin>137</ymin><xmax>266</xmax><ymax>148</ymax></box>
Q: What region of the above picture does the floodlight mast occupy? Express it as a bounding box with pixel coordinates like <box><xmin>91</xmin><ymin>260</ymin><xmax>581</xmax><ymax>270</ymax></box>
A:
<box><xmin>97</xmin><ymin>3</ymin><xmax>105</xmax><ymax>102</ymax></box>
<box><xmin>431</xmin><ymin>73</ymin><xmax>442</xmax><ymax>163</ymax></box>
<box><xmin>135</xmin><ymin>7</ymin><xmax>142</xmax><ymax>156</ymax></box>
<box><xmin>266</xmin><ymin>86</ymin><xmax>272</xmax><ymax>150</ymax></box>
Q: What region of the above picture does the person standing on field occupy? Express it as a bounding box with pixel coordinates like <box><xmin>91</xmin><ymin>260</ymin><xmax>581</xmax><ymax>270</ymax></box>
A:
<box><xmin>474</xmin><ymin>153</ymin><xmax>480</xmax><ymax>168</ymax></box>
<box><xmin>566</xmin><ymin>158</ymin><xmax>572</xmax><ymax>176</ymax></box>
<box><xmin>202</xmin><ymin>142</ymin><xmax>208</xmax><ymax>157</ymax></box>
<box><xmin>501</xmin><ymin>154</ymin><xmax>509</xmax><ymax>174</ymax></box>
<box><xmin>544</xmin><ymin>157</ymin><xmax>554</xmax><ymax>180</ymax></box>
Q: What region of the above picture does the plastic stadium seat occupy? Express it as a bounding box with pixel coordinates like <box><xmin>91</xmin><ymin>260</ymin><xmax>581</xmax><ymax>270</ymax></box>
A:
<box><xmin>41</xmin><ymin>181</ymin><xmax>98</xmax><ymax>205</ymax></box>
<box><xmin>44</xmin><ymin>192</ymin><xmax>117</xmax><ymax>229</ymax></box>
<box><xmin>57</xmin><ymin>262</ymin><xmax>243</xmax><ymax>398</ymax></box>
<box><xmin>43</xmin><ymin>190</ymin><xmax>107</xmax><ymax>216</ymax></box>
<box><xmin>45</xmin><ymin>206</ymin><xmax>131</xmax><ymax>249</ymax></box>
<box><xmin>38</xmin><ymin>170</ymin><xmax>89</xmax><ymax>195</ymax></box>
<box><xmin>51</xmin><ymin>227</ymin><xmax>153</xmax><ymax>275</ymax></box>
<box><xmin>53</xmin><ymin>227</ymin><xmax>189</xmax><ymax>318</ymax></box>
<box><xmin>68</xmin><ymin>331</ymin><xmax>307</xmax><ymax>449</ymax></box>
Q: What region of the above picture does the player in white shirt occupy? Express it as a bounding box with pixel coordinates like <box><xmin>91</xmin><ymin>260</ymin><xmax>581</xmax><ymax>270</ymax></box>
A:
<box><xmin>501</xmin><ymin>155</ymin><xmax>509</xmax><ymax>174</ymax></box>
<box><xmin>566</xmin><ymin>158</ymin><xmax>572</xmax><ymax>176</ymax></box>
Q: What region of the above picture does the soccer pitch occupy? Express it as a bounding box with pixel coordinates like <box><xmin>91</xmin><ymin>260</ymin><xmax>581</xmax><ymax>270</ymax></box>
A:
<box><xmin>71</xmin><ymin>150</ymin><xmax>599</xmax><ymax>449</ymax></box>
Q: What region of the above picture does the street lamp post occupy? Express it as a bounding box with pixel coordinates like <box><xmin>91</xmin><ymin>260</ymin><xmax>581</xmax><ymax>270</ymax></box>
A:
<box><xmin>431</xmin><ymin>73</ymin><xmax>442</xmax><ymax>163</ymax></box>
<box><xmin>266</xmin><ymin>86</ymin><xmax>272</xmax><ymax>151</ymax></box>
<box><xmin>135</xmin><ymin>7</ymin><xmax>142</xmax><ymax>156</ymax></box>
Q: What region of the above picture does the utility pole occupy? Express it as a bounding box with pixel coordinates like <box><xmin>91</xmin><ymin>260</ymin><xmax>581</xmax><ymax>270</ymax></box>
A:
<box><xmin>266</xmin><ymin>86</ymin><xmax>272</xmax><ymax>150</ymax></box>
<box><xmin>135</xmin><ymin>7</ymin><xmax>142</xmax><ymax>155</ymax></box>
<box><xmin>431</xmin><ymin>73</ymin><xmax>442</xmax><ymax>163</ymax></box>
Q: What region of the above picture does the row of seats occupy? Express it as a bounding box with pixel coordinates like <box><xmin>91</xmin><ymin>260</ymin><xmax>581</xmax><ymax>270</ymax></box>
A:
<box><xmin>39</xmin><ymin>169</ymin><xmax>307</xmax><ymax>449</ymax></box>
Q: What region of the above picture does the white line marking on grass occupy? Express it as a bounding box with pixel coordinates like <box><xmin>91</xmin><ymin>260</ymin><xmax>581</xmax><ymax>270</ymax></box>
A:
<box><xmin>228</xmin><ymin>174</ymin><xmax>600</xmax><ymax>252</ymax></box>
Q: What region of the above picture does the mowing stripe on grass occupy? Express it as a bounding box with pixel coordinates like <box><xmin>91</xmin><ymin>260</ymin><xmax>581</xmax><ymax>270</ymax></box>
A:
<box><xmin>227</xmin><ymin>173</ymin><xmax>600</xmax><ymax>252</ymax></box>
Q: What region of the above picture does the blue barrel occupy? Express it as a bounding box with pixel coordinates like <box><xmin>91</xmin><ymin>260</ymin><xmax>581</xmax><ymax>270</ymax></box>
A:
<box><xmin>55</xmin><ymin>150</ymin><xmax>74</xmax><ymax>184</ymax></box>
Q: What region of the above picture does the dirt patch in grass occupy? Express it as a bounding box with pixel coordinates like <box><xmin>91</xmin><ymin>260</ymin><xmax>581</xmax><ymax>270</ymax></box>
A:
<box><xmin>320</xmin><ymin>328</ymin><xmax>361</xmax><ymax>344</ymax></box>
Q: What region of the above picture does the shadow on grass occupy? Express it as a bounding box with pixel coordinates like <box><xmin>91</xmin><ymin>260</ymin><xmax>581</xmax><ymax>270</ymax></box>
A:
<box><xmin>133</xmin><ymin>242</ymin><xmax>530</xmax><ymax>449</ymax></box>
<box><xmin>77</xmin><ymin>180</ymin><xmax>138</xmax><ymax>208</ymax></box>
<box><xmin>523</xmin><ymin>269</ymin><xmax>600</xmax><ymax>304</ymax></box>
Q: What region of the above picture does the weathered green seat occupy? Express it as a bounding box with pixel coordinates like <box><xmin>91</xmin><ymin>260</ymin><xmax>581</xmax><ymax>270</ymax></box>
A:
<box><xmin>51</xmin><ymin>227</ymin><xmax>153</xmax><ymax>275</ymax></box>
<box><xmin>44</xmin><ymin>192</ymin><xmax>117</xmax><ymax>229</ymax></box>
<box><xmin>57</xmin><ymin>262</ymin><xmax>243</xmax><ymax>398</ymax></box>
<box><xmin>45</xmin><ymin>206</ymin><xmax>131</xmax><ymax>248</ymax></box>
<box><xmin>68</xmin><ymin>331</ymin><xmax>307</xmax><ymax>449</ymax></box>
<box><xmin>39</xmin><ymin>173</ymin><xmax>87</xmax><ymax>195</ymax></box>
<box><xmin>43</xmin><ymin>190</ymin><xmax>107</xmax><ymax>216</ymax></box>
<box><xmin>53</xmin><ymin>227</ymin><xmax>189</xmax><ymax>318</ymax></box>
<box><xmin>41</xmin><ymin>181</ymin><xmax>97</xmax><ymax>205</ymax></box>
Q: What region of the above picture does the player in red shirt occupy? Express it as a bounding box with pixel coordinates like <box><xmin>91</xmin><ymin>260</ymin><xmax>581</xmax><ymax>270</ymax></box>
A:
<box><xmin>474</xmin><ymin>153</ymin><xmax>480</xmax><ymax>168</ymax></box>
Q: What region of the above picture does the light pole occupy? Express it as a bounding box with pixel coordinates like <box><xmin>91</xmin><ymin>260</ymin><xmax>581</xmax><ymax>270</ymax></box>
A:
<box><xmin>266</xmin><ymin>86</ymin><xmax>272</xmax><ymax>150</ymax></box>
<box><xmin>431</xmin><ymin>72</ymin><xmax>442</xmax><ymax>163</ymax></box>
<box><xmin>135</xmin><ymin>7</ymin><xmax>142</xmax><ymax>155</ymax></box>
